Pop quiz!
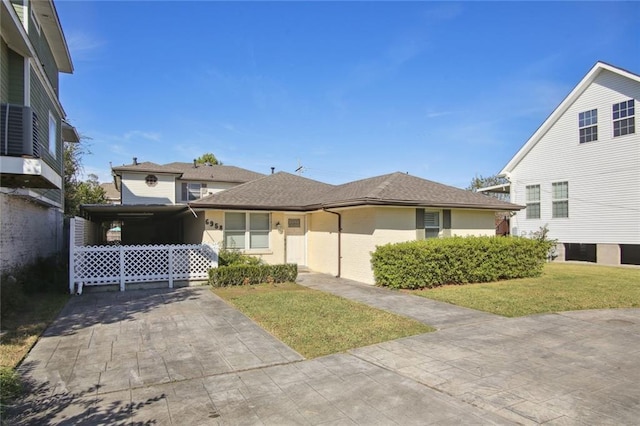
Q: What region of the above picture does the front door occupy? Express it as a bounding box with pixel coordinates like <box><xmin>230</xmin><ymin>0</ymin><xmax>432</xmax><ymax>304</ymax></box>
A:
<box><xmin>285</xmin><ymin>215</ymin><xmax>306</xmax><ymax>265</ymax></box>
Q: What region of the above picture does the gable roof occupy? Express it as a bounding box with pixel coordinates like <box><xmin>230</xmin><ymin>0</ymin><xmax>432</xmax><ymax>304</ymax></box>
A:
<box><xmin>192</xmin><ymin>171</ymin><xmax>522</xmax><ymax>211</ymax></box>
<box><xmin>111</xmin><ymin>161</ymin><xmax>265</xmax><ymax>183</ymax></box>
<box><xmin>501</xmin><ymin>61</ymin><xmax>640</xmax><ymax>175</ymax></box>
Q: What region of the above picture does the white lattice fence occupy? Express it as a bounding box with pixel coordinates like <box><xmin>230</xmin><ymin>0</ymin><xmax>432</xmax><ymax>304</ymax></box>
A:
<box><xmin>69</xmin><ymin>243</ymin><xmax>219</xmax><ymax>293</ymax></box>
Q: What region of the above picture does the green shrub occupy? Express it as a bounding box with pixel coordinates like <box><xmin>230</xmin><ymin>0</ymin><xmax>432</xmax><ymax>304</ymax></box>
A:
<box><xmin>371</xmin><ymin>236</ymin><xmax>552</xmax><ymax>289</ymax></box>
<box><xmin>209</xmin><ymin>263</ymin><xmax>298</xmax><ymax>287</ymax></box>
<box><xmin>218</xmin><ymin>249</ymin><xmax>264</xmax><ymax>267</ymax></box>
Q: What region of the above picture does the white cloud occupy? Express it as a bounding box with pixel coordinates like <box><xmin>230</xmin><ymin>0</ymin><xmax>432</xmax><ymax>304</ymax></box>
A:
<box><xmin>123</xmin><ymin>130</ymin><xmax>162</xmax><ymax>142</ymax></box>
<box><xmin>65</xmin><ymin>31</ymin><xmax>105</xmax><ymax>61</ymax></box>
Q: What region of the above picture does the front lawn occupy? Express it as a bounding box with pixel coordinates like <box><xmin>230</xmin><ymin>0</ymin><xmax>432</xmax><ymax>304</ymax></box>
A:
<box><xmin>212</xmin><ymin>282</ymin><xmax>434</xmax><ymax>358</ymax></box>
<box><xmin>413</xmin><ymin>263</ymin><xmax>640</xmax><ymax>317</ymax></box>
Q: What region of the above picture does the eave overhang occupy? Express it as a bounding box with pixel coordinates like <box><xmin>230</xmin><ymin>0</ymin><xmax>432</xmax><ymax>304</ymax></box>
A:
<box><xmin>31</xmin><ymin>0</ymin><xmax>73</xmax><ymax>73</ymax></box>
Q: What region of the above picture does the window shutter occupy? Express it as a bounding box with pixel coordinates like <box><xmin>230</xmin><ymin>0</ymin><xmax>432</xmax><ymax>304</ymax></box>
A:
<box><xmin>415</xmin><ymin>209</ymin><xmax>424</xmax><ymax>229</ymax></box>
<box><xmin>181</xmin><ymin>183</ymin><xmax>187</xmax><ymax>201</ymax></box>
<box><xmin>443</xmin><ymin>210</ymin><xmax>451</xmax><ymax>229</ymax></box>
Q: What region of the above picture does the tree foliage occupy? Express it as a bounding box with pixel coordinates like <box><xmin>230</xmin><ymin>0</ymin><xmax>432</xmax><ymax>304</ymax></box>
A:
<box><xmin>467</xmin><ymin>174</ymin><xmax>510</xmax><ymax>202</ymax></box>
<box><xmin>195</xmin><ymin>153</ymin><xmax>222</xmax><ymax>165</ymax></box>
<box><xmin>64</xmin><ymin>140</ymin><xmax>107</xmax><ymax>216</ymax></box>
<box><xmin>466</xmin><ymin>174</ymin><xmax>509</xmax><ymax>192</ymax></box>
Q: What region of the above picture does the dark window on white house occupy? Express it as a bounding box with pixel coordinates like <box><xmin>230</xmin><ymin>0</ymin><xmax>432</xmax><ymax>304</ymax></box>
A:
<box><xmin>552</xmin><ymin>181</ymin><xmax>569</xmax><ymax>218</ymax></box>
<box><xmin>578</xmin><ymin>109</ymin><xmax>597</xmax><ymax>143</ymax></box>
<box><xmin>525</xmin><ymin>185</ymin><xmax>540</xmax><ymax>219</ymax></box>
<box><xmin>613</xmin><ymin>99</ymin><xmax>635</xmax><ymax>137</ymax></box>
<box><xmin>424</xmin><ymin>210</ymin><xmax>440</xmax><ymax>238</ymax></box>
<box><xmin>181</xmin><ymin>183</ymin><xmax>206</xmax><ymax>201</ymax></box>
<box><xmin>145</xmin><ymin>174</ymin><xmax>158</xmax><ymax>186</ymax></box>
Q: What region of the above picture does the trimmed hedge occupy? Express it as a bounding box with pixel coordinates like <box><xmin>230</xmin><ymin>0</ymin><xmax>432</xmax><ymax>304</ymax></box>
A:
<box><xmin>209</xmin><ymin>263</ymin><xmax>298</xmax><ymax>287</ymax></box>
<box><xmin>371</xmin><ymin>236</ymin><xmax>552</xmax><ymax>289</ymax></box>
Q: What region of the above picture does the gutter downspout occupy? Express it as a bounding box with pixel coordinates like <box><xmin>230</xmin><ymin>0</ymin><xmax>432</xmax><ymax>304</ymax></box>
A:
<box><xmin>323</xmin><ymin>208</ymin><xmax>342</xmax><ymax>278</ymax></box>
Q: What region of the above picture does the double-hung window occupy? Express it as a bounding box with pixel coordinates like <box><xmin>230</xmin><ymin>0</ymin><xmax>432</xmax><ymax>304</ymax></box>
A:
<box><xmin>181</xmin><ymin>183</ymin><xmax>206</xmax><ymax>201</ymax></box>
<box><xmin>525</xmin><ymin>185</ymin><xmax>540</xmax><ymax>219</ymax></box>
<box><xmin>552</xmin><ymin>181</ymin><xmax>569</xmax><ymax>218</ymax></box>
<box><xmin>224</xmin><ymin>212</ymin><xmax>270</xmax><ymax>250</ymax></box>
<box><xmin>424</xmin><ymin>210</ymin><xmax>440</xmax><ymax>239</ymax></box>
<box><xmin>578</xmin><ymin>109</ymin><xmax>597</xmax><ymax>143</ymax></box>
<box><xmin>613</xmin><ymin>99</ymin><xmax>635</xmax><ymax>137</ymax></box>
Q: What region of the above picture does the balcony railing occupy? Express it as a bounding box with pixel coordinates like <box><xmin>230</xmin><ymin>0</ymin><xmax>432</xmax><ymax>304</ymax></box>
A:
<box><xmin>1</xmin><ymin>104</ymin><xmax>39</xmax><ymax>158</ymax></box>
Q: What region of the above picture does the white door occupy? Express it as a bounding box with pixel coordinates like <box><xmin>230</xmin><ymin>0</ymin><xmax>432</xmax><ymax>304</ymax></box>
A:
<box><xmin>285</xmin><ymin>216</ymin><xmax>306</xmax><ymax>265</ymax></box>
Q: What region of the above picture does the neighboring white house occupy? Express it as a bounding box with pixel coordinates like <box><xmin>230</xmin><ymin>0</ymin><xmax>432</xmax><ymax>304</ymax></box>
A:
<box><xmin>496</xmin><ymin>61</ymin><xmax>639</xmax><ymax>265</ymax></box>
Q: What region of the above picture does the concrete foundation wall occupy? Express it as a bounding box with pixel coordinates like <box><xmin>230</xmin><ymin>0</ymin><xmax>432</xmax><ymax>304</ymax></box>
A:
<box><xmin>596</xmin><ymin>244</ymin><xmax>621</xmax><ymax>265</ymax></box>
<box><xmin>0</xmin><ymin>193</ymin><xmax>63</xmax><ymax>273</ymax></box>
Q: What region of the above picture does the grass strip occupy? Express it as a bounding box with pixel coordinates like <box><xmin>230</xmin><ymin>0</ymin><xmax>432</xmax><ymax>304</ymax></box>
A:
<box><xmin>413</xmin><ymin>263</ymin><xmax>640</xmax><ymax>317</ymax></box>
<box><xmin>212</xmin><ymin>282</ymin><xmax>433</xmax><ymax>358</ymax></box>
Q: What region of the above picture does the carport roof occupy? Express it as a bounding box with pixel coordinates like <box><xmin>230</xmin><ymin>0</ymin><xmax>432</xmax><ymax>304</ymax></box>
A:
<box><xmin>80</xmin><ymin>204</ymin><xmax>189</xmax><ymax>222</ymax></box>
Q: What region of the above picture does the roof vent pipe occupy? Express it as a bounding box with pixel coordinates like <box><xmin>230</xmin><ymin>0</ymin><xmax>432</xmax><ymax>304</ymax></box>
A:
<box><xmin>271</xmin><ymin>167</ymin><xmax>275</xmax><ymax>174</ymax></box>
<box><xmin>193</xmin><ymin>159</ymin><xmax>197</xmax><ymax>168</ymax></box>
<box><xmin>133</xmin><ymin>157</ymin><xmax>138</xmax><ymax>165</ymax></box>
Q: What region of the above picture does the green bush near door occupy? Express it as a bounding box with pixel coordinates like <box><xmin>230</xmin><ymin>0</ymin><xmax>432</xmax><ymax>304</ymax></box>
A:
<box><xmin>209</xmin><ymin>263</ymin><xmax>298</xmax><ymax>287</ymax></box>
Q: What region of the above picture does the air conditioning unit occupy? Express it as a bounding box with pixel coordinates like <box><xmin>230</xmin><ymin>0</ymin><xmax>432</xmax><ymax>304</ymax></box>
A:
<box><xmin>0</xmin><ymin>104</ymin><xmax>39</xmax><ymax>158</ymax></box>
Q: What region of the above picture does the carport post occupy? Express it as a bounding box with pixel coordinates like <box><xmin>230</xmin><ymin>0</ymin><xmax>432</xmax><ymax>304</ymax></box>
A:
<box><xmin>119</xmin><ymin>246</ymin><xmax>125</xmax><ymax>291</ymax></box>
<box><xmin>168</xmin><ymin>246</ymin><xmax>173</xmax><ymax>289</ymax></box>
<box><xmin>69</xmin><ymin>218</ymin><xmax>75</xmax><ymax>294</ymax></box>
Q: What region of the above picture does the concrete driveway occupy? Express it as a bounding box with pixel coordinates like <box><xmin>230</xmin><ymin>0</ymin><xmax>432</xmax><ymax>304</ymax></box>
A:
<box><xmin>6</xmin><ymin>275</ymin><xmax>640</xmax><ymax>425</ymax></box>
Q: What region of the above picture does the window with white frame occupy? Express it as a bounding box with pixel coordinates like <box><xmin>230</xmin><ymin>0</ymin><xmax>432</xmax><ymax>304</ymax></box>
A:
<box><xmin>224</xmin><ymin>212</ymin><xmax>270</xmax><ymax>250</ymax></box>
<box><xmin>181</xmin><ymin>182</ymin><xmax>207</xmax><ymax>201</ymax></box>
<box><xmin>424</xmin><ymin>210</ymin><xmax>440</xmax><ymax>239</ymax></box>
<box><xmin>552</xmin><ymin>181</ymin><xmax>569</xmax><ymax>218</ymax></box>
<box><xmin>525</xmin><ymin>185</ymin><xmax>540</xmax><ymax>219</ymax></box>
<box><xmin>48</xmin><ymin>112</ymin><xmax>57</xmax><ymax>159</ymax></box>
<box><xmin>578</xmin><ymin>109</ymin><xmax>597</xmax><ymax>143</ymax></box>
<box><xmin>613</xmin><ymin>99</ymin><xmax>635</xmax><ymax>137</ymax></box>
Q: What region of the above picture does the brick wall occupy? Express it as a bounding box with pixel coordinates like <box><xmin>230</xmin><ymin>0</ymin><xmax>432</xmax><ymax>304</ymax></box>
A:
<box><xmin>0</xmin><ymin>193</ymin><xmax>63</xmax><ymax>273</ymax></box>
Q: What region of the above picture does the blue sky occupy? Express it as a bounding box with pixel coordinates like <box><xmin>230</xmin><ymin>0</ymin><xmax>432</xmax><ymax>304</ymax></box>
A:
<box><xmin>57</xmin><ymin>1</ymin><xmax>639</xmax><ymax>188</ymax></box>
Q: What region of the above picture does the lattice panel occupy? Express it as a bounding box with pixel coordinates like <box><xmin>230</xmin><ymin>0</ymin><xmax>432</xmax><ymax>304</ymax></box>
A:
<box><xmin>73</xmin><ymin>246</ymin><xmax>120</xmax><ymax>284</ymax></box>
<box><xmin>71</xmin><ymin>244</ymin><xmax>219</xmax><ymax>288</ymax></box>
<box><xmin>123</xmin><ymin>246</ymin><xmax>169</xmax><ymax>282</ymax></box>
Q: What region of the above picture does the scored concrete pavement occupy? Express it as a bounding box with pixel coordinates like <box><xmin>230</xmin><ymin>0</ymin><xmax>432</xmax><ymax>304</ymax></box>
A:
<box><xmin>6</xmin><ymin>274</ymin><xmax>640</xmax><ymax>425</ymax></box>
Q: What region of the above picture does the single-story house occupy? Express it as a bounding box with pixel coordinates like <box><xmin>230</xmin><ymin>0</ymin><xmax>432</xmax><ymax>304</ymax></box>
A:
<box><xmin>190</xmin><ymin>171</ymin><xmax>523</xmax><ymax>284</ymax></box>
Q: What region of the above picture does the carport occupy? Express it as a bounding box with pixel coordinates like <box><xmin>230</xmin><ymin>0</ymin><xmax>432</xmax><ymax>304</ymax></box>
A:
<box><xmin>80</xmin><ymin>204</ymin><xmax>191</xmax><ymax>245</ymax></box>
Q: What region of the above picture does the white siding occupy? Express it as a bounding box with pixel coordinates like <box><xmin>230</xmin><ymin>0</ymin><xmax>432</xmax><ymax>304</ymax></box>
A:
<box><xmin>121</xmin><ymin>172</ymin><xmax>176</xmax><ymax>204</ymax></box>
<box><xmin>509</xmin><ymin>70</ymin><xmax>640</xmax><ymax>244</ymax></box>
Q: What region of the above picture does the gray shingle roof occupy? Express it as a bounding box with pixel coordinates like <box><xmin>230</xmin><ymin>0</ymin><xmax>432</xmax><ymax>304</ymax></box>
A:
<box><xmin>321</xmin><ymin>172</ymin><xmax>521</xmax><ymax>210</ymax></box>
<box><xmin>112</xmin><ymin>161</ymin><xmax>265</xmax><ymax>183</ymax></box>
<box><xmin>192</xmin><ymin>172</ymin><xmax>334</xmax><ymax>210</ymax></box>
<box><xmin>164</xmin><ymin>162</ymin><xmax>265</xmax><ymax>183</ymax></box>
<box><xmin>99</xmin><ymin>182</ymin><xmax>120</xmax><ymax>200</ymax></box>
<box><xmin>193</xmin><ymin>171</ymin><xmax>523</xmax><ymax>211</ymax></box>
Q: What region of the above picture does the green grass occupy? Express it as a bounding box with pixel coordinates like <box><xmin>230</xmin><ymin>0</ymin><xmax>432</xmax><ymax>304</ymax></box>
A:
<box><xmin>0</xmin><ymin>291</ymin><xmax>69</xmax><ymax>414</ymax></box>
<box><xmin>413</xmin><ymin>263</ymin><xmax>640</xmax><ymax>317</ymax></box>
<box><xmin>212</xmin><ymin>282</ymin><xmax>433</xmax><ymax>358</ymax></box>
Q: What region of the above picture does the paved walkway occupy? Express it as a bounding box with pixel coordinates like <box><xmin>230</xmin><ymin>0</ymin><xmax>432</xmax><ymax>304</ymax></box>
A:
<box><xmin>6</xmin><ymin>274</ymin><xmax>640</xmax><ymax>425</ymax></box>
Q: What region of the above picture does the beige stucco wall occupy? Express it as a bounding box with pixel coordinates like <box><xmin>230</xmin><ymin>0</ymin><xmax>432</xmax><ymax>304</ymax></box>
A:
<box><xmin>307</xmin><ymin>211</ymin><xmax>339</xmax><ymax>276</ymax></box>
<box><xmin>450</xmin><ymin>210</ymin><xmax>496</xmax><ymax>237</ymax></box>
<box><xmin>340</xmin><ymin>207</ymin><xmax>417</xmax><ymax>284</ymax></box>
<box><xmin>121</xmin><ymin>172</ymin><xmax>175</xmax><ymax>204</ymax></box>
